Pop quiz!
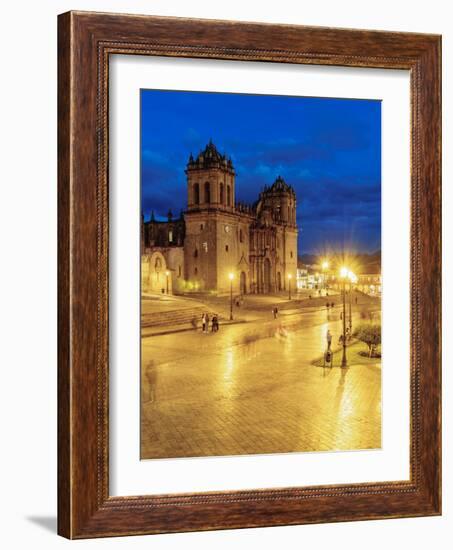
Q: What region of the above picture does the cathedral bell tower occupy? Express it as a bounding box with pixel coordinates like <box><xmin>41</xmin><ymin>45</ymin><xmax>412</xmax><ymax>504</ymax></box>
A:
<box><xmin>183</xmin><ymin>140</ymin><xmax>237</xmax><ymax>292</ymax></box>
<box><xmin>185</xmin><ymin>139</ymin><xmax>235</xmax><ymax>212</ymax></box>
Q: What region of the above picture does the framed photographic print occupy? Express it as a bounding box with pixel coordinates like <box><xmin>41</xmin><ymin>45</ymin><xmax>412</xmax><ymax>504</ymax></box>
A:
<box><xmin>58</xmin><ymin>11</ymin><xmax>441</xmax><ymax>538</ymax></box>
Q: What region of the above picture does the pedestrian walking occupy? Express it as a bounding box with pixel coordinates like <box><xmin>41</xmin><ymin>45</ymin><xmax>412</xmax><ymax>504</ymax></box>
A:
<box><xmin>326</xmin><ymin>329</ymin><xmax>332</xmax><ymax>351</ymax></box>
<box><xmin>212</xmin><ymin>313</ymin><xmax>219</xmax><ymax>332</ymax></box>
<box><xmin>204</xmin><ymin>313</ymin><xmax>210</xmax><ymax>333</ymax></box>
<box><xmin>201</xmin><ymin>313</ymin><xmax>206</xmax><ymax>333</ymax></box>
<box><xmin>272</xmin><ymin>306</ymin><xmax>278</xmax><ymax>319</ymax></box>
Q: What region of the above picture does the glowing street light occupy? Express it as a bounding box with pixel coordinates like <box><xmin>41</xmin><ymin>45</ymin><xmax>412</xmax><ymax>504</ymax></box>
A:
<box><xmin>339</xmin><ymin>267</ymin><xmax>349</xmax><ymax>368</ymax></box>
<box><xmin>229</xmin><ymin>272</ymin><xmax>235</xmax><ymax>320</ymax></box>
<box><xmin>288</xmin><ymin>273</ymin><xmax>292</xmax><ymax>300</ymax></box>
<box><xmin>347</xmin><ymin>270</ymin><xmax>357</xmax><ymax>334</ymax></box>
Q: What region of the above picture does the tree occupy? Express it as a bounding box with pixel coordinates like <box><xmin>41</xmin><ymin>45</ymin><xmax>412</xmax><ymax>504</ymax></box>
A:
<box><xmin>353</xmin><ymin>323</ymin><xmax>381</xmax><ymax>357</ymax></box>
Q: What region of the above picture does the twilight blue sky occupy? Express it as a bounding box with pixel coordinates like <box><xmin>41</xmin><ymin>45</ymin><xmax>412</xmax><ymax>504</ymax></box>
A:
<box><xmin>141</xmin><ymin>89</ymin><xmax>381</xmax><ymax>254</ymax></box>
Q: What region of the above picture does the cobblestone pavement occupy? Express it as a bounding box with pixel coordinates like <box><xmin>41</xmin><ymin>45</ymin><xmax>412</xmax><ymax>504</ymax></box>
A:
<box><xmin>141</xmin><ymin>307</ymin><xmax>381</xmax><ymax>459</ymax></box>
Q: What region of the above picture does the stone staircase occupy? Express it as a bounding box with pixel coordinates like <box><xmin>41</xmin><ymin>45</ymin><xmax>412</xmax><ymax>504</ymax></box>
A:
<box><xmin>141</xmin><ymin>305</ymin><xmax>219</xmax><ymax>330</ymax></box>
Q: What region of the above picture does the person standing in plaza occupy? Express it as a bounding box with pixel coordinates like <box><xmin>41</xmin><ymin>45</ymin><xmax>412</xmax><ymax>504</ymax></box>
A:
<box><xmin>212</xmin><ymin>314</ymin><xmax>219</xmax><ymax>332</ymax></box>
<box><xmin>201</xmin><ymin>313</ymin><xmax>206</xmax><ymax>333</ymax></box>
<box><xmin>326</xmin><ymin>329</ymin><xmax>332</xmax><ymax>351</ymax></box>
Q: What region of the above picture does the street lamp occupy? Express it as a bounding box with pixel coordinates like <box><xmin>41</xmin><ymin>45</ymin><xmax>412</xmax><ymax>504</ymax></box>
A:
<box><xmin>347</xmin><ymin>271</ymin><xmax>357</xmax><ymax>334</ymax></box>
<box><xmin>340</xmin><ymin>266</ymin><xmax>349</xmax><ymax>278</ymax></box>
<box><xmin>229</xmin><ymin>272</ymin><xmax>234</xmax><ymax>320</ymax></box>
<box><xmin>165</xmin><ymin>270</ymin><xmax>170</xmax><ymax>294</ymax></box>
<box><xmin>288</xmin><ymin>273</ymin><xmax>292</xmax><ymax>300</ymax></box>
<box><xmin>339</xmin><ymin>267</ymin><xmax>349</xmax><ymax>368</ymax></box>
<box><xmin>321</xmin><ymin>260</ymin><xmax>329</xmax><ymax>290</ymax></box>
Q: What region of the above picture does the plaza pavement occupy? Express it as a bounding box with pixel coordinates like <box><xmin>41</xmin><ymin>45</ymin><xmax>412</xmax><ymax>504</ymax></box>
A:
<box><xmin>140</xmin><ymin>297</ymin><xmax>381</xmax><ymax>459</ymax></box>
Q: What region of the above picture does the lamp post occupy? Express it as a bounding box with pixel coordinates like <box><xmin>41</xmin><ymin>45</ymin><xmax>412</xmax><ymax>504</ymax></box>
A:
<box><xmin>165</xmin><ymin>270</ymin><xmax>170</xmax><ymax>294</ymax></box>
<box><xmin>229</xmin><ymin>272</ymin><xmax>234</xmax><ymax>320</ymax></box>
<box><xmin>288</xmin><ymin>273</ymin><xmax>292</xmax><ymax>300</ymax></box>
<box><xmin>321</xmin><ymin>260</ymin><xmax>329</xmax><ymax>290</ymax></box>
<box><xmin>340</xmin><ymin>267</ymin><xmax>349</xmax><ymax>368</ymax></box>
<box><xmin>348</xmin><ymin>271</ymin><xmax>357</xmax><ymax>334</ymax></box>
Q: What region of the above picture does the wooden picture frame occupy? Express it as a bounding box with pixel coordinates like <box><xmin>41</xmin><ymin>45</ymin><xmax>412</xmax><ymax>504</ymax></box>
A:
<box><xmin>58</xmin><ymin>11</ymin><xmax>441</xmax><ymax>539</ymax></box>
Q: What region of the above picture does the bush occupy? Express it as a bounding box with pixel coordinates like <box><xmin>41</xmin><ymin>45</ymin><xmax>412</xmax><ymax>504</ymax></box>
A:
<box><xmin>353</xmin><ymin>323</ymin><xmax>381</xmax><ymax>357</ymax></box>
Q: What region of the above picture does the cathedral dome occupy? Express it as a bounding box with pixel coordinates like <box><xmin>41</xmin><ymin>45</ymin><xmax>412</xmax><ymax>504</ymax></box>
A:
<box><xmin>186</xmin><ymin>139</ymin><xmax>234</xmax><ymax>173</ymax></box>
<box><xmin>268</xmin><ymin>175</ymin><xmax>295</xmax><ymax>195</ymax></box>
<box><xmin>202</xmin><ymin>139</ymin><xmax>223</xmax><ymax>162</ymax></box>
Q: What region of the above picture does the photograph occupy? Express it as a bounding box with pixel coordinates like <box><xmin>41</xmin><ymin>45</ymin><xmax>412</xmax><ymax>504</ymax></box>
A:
<box><xmin>140</xmin><ymin>89</ymin><xmax>382</xmax><ymax>459</ymax></box>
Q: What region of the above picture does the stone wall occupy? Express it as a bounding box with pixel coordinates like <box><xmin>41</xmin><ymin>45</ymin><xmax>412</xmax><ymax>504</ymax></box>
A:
<box><xmin>142</xmin><ymin>247</ymin><xmax>185</xmax><ymax>295</ymax></box>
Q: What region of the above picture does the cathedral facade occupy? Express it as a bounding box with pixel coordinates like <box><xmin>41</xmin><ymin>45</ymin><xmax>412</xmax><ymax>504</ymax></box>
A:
<box><xmin>142</xmin><ymin>141</ymin><xmax>298</xmax><ymax>295</ymax></box>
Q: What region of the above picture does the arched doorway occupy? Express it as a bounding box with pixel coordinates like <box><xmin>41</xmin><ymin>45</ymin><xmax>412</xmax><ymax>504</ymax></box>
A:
<box><xmin>263</xmin><ymin>258</ymin><xmax>271</xmax><ymax>293</ymax></box>
<box><xmin>142</xmin><ymin>251</ymin><xmax>171</xmax><ymax>295</ymax></box>
<box><xmin>240</xmin><ymin>271</ymin><xmax>247</xmax><ymax>295</ymax></box>
<box><xmin>277</xmin><ymin>271</ymin><xmax>282</xmax><ymax>291</ymax></box>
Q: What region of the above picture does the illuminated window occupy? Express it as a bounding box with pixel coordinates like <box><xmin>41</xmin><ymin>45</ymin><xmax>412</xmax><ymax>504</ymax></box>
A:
<box><xmin>168</xmin><ymin>230</ymin><xmax>173</xmax><ymax>242</ymax></box>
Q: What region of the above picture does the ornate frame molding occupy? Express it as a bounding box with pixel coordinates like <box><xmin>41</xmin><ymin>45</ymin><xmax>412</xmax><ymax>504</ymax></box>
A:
<box><xmin>58</xmin><ymin>11</ymin><xmax>441</xmax><ymax>538</ymax></box>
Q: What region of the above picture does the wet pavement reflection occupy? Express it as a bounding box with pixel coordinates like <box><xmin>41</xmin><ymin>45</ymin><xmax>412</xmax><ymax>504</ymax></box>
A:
<box><xmin>141</xmin><ymin>308</ymin><xmax>381</xmax><ymax>459</ymax></box>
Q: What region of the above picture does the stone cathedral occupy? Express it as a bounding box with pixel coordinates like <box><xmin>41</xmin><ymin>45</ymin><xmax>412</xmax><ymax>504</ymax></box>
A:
<box><xmin>141</xmin><ymin>140</ymin><xmax>298</xmax><ymax>295</ymax></box>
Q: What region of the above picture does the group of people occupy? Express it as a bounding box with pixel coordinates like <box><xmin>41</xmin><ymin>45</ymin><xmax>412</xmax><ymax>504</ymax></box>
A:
<box><xmin>326</xmin><ymin>327</ymin><xmax>351</xmax><ymax>350</ymax></box>
<box><xmin>338</xmin><ymin>328</ymin><xmax>351</xmax><ymax>344</ymax></box>
<box><xmin>201</xmin><ymin>312</ymin><xmax>219</xmax><ymax>333</ymax></box>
